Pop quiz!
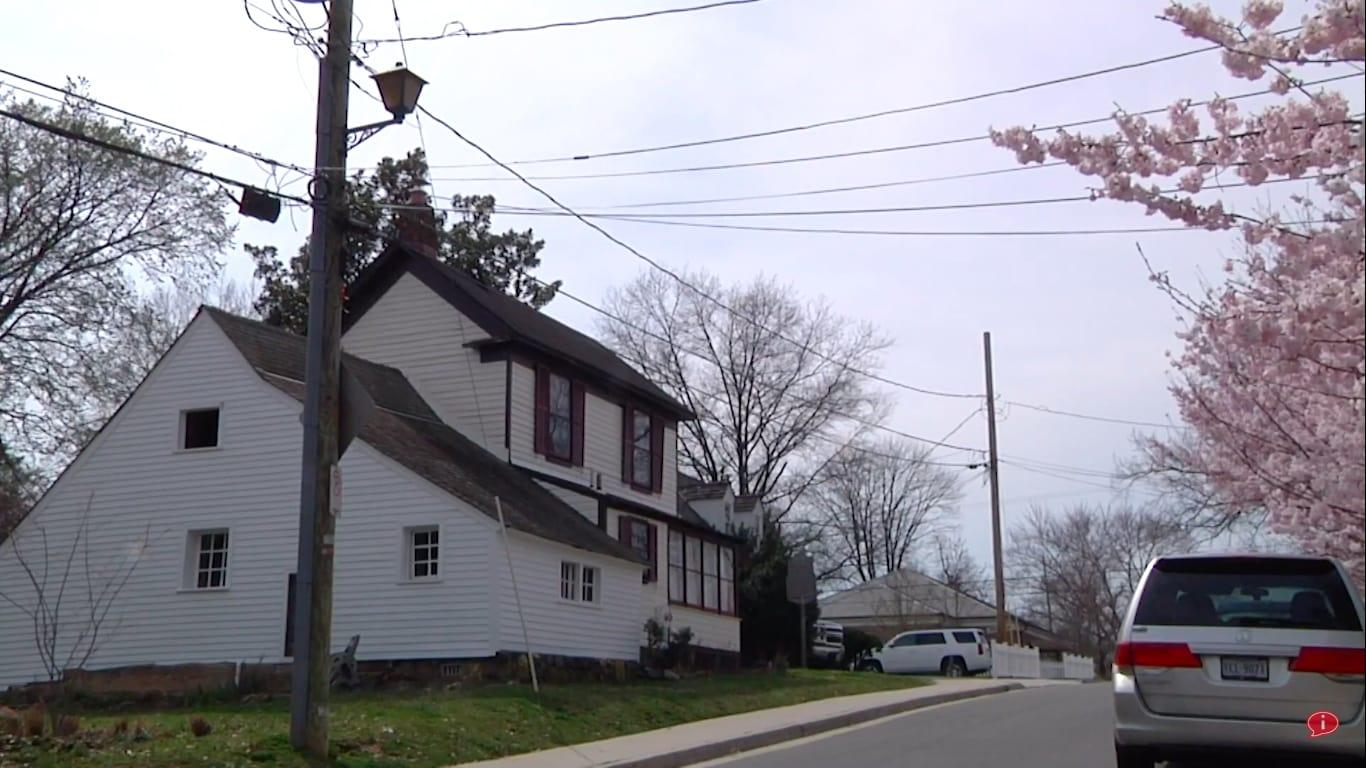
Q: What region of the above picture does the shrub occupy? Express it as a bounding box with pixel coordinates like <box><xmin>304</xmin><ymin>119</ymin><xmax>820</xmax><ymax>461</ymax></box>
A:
<box><xmin>55</xmin><ymin>715</ymin><xmax>80</xmax><ymax>738</ymax></box>
<box><xmin>22</xmin><ymin>703</ymin><xmax>45</xmax><ymax>738</ymax></box>
<box><xmin>190</xmin><ymin>717</ymin><xmax>213</xmax><ymax>737</ymax></box>
<box><xmin>841</xmin><ymin>628</ymin><xmax>884</xmax><ymax>669</ymax></box>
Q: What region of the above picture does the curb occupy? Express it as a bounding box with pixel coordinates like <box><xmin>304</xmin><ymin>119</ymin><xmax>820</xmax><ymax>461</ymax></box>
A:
<box><xmin>607</xmin><ymin>682</ymin><xmax>1024</xmax><ymax>768</ymax></box>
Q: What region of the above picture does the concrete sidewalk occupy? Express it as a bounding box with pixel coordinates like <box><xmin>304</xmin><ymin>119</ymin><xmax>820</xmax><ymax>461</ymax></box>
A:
<box><xmin>453</xmin><ymin>678</ymin><xmax>1056</xmax><ymax>768</ymax></box>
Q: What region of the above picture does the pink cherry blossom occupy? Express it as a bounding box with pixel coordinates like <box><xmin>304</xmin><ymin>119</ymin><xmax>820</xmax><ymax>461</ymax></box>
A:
<box><xmin>993</xmin><ymin>1</ymin><xmax>1365</xmax><ymax>586</ymax></box>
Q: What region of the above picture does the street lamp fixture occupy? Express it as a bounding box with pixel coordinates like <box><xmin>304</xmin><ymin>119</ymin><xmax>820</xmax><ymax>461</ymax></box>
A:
<box><xmin>346</xmin><ymin>64</ymin><xmax>427</xmax><ymax>149</ymax></box>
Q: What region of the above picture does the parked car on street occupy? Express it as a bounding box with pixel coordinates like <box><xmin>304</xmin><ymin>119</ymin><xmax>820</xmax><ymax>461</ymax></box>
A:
<box><xmin>1113</xmin><ymin>554</ymin><xmax>1365</xmax><ymax>768</ymax></box>
<box><xmin>811</xmin><ymin>620</ymin><xmax>844</xmax><ymax>666</ymax></box>
<box><xmin>860</xmin><ymin>628</ymin><xmax>991</xmax><ymax>676</ymax></box>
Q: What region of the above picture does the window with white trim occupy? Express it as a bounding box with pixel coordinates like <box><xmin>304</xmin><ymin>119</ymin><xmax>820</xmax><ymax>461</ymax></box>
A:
<box><xmin>560</xmin><ymin>561</ymin><xmax>599</xmax><ymax>603</ymax></box>
<box><xmin>189</xmin><ymin>530</ymin><xmax>229</xmax><ymax>590</ymax></box>
<box><xmin>407</xmin><ymin>527</ymin><xmax>440</xmax><ymax>580</ymax></box>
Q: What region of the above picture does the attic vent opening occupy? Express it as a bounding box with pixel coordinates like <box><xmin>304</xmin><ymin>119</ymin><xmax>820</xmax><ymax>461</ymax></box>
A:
<box><xmin>182</xmin><ymin>408</ymin><xmax>221</xmax><ymax>450</ymax></box>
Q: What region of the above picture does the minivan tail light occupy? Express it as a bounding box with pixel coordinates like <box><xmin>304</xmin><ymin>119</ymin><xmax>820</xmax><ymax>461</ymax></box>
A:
<box><xmin>1290</xmin><ymin>647</ymin><xmax>1366</xmax><ymax>676</ymax></box>
<box><xmin>1114</xmin><ymin>642</ymin><xmax>1202</xmax><ymax>674</ymax></box>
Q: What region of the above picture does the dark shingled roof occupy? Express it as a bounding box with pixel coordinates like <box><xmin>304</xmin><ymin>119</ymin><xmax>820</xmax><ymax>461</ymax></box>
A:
<box><xmin>734</xmin><ymin>495</ymin><xmax>762</xmax><ymax>515</ymax></box>
<box><xmin>677</xmin><ymin>472</ymin><xmax>730</xmax><ymax>502</ymax></box>
<box><xmin>205</xmin><ymin>308</ymin><xmax>641</xmax><ymax>565</ymax></box>
<box><xmin>674</xmin><ymin>495</ymin><xmax>712</xmax><ymax>529</ymax></box>
<box><xmin>344</xmin><ymin>245</ymin><xmax>693</xmax><ymax>420</ymax></box>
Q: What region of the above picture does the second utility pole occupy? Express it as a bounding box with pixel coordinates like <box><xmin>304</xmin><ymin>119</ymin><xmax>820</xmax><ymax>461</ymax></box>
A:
<box><xmin>983</xmin><ymin>331</ymin><xmax>1008</xmax><ymax>645</ymax></box>
<box><xmin>291</xmin><ymin>0</ymin><xmax>353</xmax><ymax>759</ymax></box>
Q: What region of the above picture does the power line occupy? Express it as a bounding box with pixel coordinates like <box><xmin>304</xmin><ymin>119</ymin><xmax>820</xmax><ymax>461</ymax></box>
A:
<box><xmin>473</xmin><ymin>163</ymin><xmax>1071</xmax><ymax>210</ymax></box>
<box><xmin>1003</xmin><ymin>401</ymin><xmax>1189</xmax><ymax>430</ymax></box>
<box><xmin>531</xmin><ymin>274</ymin><xmax>988</xmax><ymax>456</ymax></box>
<box><xmin>0</xmin><ymin>105</ymin><xmax>312</xmax><ymax>209</ymax></box>
<box><xmin>435</xmin><ymin>43</ymin><xmax>1228</xmax><ymax>168</ymax></box>
<box><xmin>426</xmin><ymin>72</ymin><xmax>1362</xmax><ymax>179</ymax></box>
<box><xmin>356</xmin><ymin>0</ymin><xmax>766</xmax><ymax>44</ymax></box>
<box><xmin>415</xmin><ymin>104</ymin><xmax>987</xmax><ymax>402</ymax></box>
<box><xmin>483</xmin><ymin>167</ymin><xmax>1329</xmax><ymax>213</ymax></box>
<box><xmin>503</xmin><ymin>216</ymin><xmax>1290</xmax><ymax>238</ymax></box>
<box><xmin>999</xmin><ymin>459</ymin><xmax>1126</xmax><ymax>492</ymax></box>
<box><xmin>0</xmin><ymin>65</ymin><xmax>313</xmax><ymax>176</ymax></box>
<box><xmin>489</xmin><ymin>175</ymin><xmax>1318</xmax><ymax>219</ymax></box>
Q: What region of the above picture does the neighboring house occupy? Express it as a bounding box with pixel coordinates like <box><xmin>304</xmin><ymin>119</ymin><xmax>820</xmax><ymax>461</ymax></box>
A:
<box><xmin>818</xmin><ymin>568</ymin><xmax>1067</xmax><ymax>650</ymax></box>
<box><xmin>0</xmin><ymin>201</ymin><xmax>742</xmax><ymax>690</ymax></box>
<box><xmin>678</xmin><ymin>473</ymin><xmax>766</xmax><ymax>543</ymax></box>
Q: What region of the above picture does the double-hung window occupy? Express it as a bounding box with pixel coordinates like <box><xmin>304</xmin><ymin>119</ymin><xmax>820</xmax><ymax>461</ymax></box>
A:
<box><xmin>547</xmin><ymin>373</ymin><xmax>573</xmax><ymax>460</ymax></box>
<box><xmin>622</xmin><ymin>404</ymin><xmax>663</xmax><ymax>493</ymax></box>
<box><xmin>631</xmin><ymin>411</ymin><xmax>652</xmax><ymax>488</ymax></box>
<box><xmin>618</xmin><ymin>516</ymin><xmax>657</xmax><ymax>582</ymax></box>
<box><xmin>535</xmin><ymin>367</ymin><xmax>583</xmax><ymax>465</ymax></box>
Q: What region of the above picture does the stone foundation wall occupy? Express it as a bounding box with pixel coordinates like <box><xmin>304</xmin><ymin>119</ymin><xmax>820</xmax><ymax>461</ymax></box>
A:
<box><xmin>3</xmin><ymin>652</ymin><xmax>642</xmax><ymax>701</ymax></box>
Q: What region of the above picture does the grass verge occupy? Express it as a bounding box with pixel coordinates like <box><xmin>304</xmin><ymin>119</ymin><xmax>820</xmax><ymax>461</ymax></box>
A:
<box><xmin>0</xmin><ymin>669</ymin><xmax>927</xmax><ymax>767</ymax></box>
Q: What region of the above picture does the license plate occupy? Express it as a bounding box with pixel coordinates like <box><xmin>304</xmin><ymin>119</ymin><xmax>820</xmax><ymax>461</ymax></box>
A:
<box><xmin>1221</xmin><ymin>656</ymin><xmax>1269</xmax><ymax>681</ymax></box>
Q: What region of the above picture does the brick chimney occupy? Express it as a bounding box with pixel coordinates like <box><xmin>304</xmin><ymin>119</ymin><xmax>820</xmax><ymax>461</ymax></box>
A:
<box><xmin>396</xmin><ymin>188</ymin><xmax>439</xmax><ymax>257</ymax></box>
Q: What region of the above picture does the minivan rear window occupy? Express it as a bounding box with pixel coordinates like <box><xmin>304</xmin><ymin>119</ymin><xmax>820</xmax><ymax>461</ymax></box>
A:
<box><xmin>1133</xmin><ymin>557</ymin><xmax>1362</xmax><ymax>631</ymax></box>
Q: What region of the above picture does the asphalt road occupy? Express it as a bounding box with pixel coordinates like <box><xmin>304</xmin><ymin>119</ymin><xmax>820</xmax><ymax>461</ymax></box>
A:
<box><xmin>698</xmin><ymin>682</ymin><xmax>1117</xmax><ymax>768</ymax></box>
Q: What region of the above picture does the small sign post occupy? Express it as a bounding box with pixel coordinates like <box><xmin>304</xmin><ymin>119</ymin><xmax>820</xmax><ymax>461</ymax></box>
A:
<box><xmin>786</xmin><ymin>552</ymin><xmax>817</xmax><ymax>668</ymax></box>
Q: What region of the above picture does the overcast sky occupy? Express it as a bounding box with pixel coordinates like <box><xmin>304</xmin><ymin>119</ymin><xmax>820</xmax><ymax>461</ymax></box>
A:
<box><xmin>4</xmin><ymin>1</ymin><xmax>1360</xmax><ymax>573</ymax></box>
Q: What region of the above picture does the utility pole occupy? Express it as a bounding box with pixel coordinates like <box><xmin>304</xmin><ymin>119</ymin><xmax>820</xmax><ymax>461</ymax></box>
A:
<box><xmin>983</xmin><ymin>331</ymin><xmax>1007</xmax><ymax>645</ymax></box>
<box><xmin>290</xmin><ymin>0</ymin><xmax>353</xmax><ymax>758</ymax></box>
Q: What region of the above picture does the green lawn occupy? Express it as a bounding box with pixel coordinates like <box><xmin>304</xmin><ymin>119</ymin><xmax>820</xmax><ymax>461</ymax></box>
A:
<box><xmin>1</xmin><ymin>670</ymin><xmax>926</xmax><ymax>768</ymax></box>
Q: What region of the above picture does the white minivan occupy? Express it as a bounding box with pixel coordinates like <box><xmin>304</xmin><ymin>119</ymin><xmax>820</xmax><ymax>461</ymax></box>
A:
<box><xmin>1114</xmin><ymin>554</ymin><xmax>1364</xmax><ymax>767</ymax></box>
<box><xmin>863</xmin><ymin>628</ymin><xmax>992</xmax><ymax>676</ymax></box>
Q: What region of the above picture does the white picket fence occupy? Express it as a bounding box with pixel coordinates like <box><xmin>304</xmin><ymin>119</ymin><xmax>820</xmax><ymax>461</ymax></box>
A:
<box><xmin>991</xmin><ymin>643</ymin><xmax>1041</xmax><ymax>678</ymax></box>
<box><xmin>991</xmin><ymin>644</ymin><xmax>1093</xmax><ymax>681</ymax></box>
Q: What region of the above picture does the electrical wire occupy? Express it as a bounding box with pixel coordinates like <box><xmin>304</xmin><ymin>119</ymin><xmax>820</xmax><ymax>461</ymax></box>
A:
<box><xmin>0</xmin><ymin>65</ymin><xmax>313</xmax><ymax>176</ymax></box>
<box><xmin>496</xmin><ymin>216</ymin><xmax>1305</xmax><ymax>238</ymax></box>
<box><xmin>1002</xmin><ymin>401</ymin><xmax>1188</xmax><ymax>430</ymax></box>
<box><xmin>487</xmin><ymin>174</ymin><xmax>1321</xmax><ymax>219</ymax></box>
<box><xmin>426</xmin><ymin>25</ymin><xmax>1321</xmax><ymax>168</ymax></box>
<box><xmin>0</xmin><ymin>106</ymin><xmax>313</xmax><ymax>209</ymax></box>
<box><xmin>415</xmin><ymin>103</ymin><xmax>988</xmax><ymax>402</ymax></box>
<box><xmin>426</xmin><ymin>72</ymin><xmax>1362</xmax><ymax>179</ymax></box>
<box><xmin>475</xmin><ymin>163</ymin><xmax>1071</xmax><ymax>210</ymax></box>
<box><xmin>356</xmin><ymin>0</ymin><xmax>766</xmax><ymax>44</ymax></box>
<box><xmin>434</xmin><ymin>43</ymin><xmax>1228</xmax><ymax>168</ymax></box>
<box><xmin>484</xmin><ymin>166</ymin><xmax>1332</xmax><ymax>213</ymax></box>
<box><xmin>529</xmin><ymin>275</ymin><xmax>988</xmax><ymax>456</ymax></box>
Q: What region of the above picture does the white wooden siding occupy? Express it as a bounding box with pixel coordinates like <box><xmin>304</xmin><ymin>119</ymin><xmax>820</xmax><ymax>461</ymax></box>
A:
<box><xmin>535</xmin><ymin>482</ymin><xmax>599</xmax><ymax>524</ymax></box>
<box><xmin>1</xmin><ymin>314</ymin><xmax>647</xmax><ymax>689</ymax></box>
<box><xmin>670</xmin><ymin>606</ymin><xmax>740</xmax><ymax>653</ymax></box>
<box><xmin>509</xmin><ymin>361</ymin><xmax>677</xmax><ymax>516</ymax></box>
<box><xmin>603</xmin><ymin>507</ymin><xmax>740</xmax><ymax>653</ymax></box>
<box><xmin>492</xmin><ymin>531</ymin><xmax>642</xmax><ymax>661</ymax></box>
<box><xmin>604</xmin><ymin>508</ymin><xmax>667</xmax><ymax>647</ymax></box>
<box><xmin>342</xmin><ymin>271</ymin><xmax>505</xmax><ymax>451</ymax></box>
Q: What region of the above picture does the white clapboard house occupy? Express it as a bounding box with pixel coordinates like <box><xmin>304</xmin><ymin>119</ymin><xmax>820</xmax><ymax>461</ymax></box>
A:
<box><xmin>0</xmin><ymin>202</ymin><xmax>742</xmax><ymax>689</ymax></box>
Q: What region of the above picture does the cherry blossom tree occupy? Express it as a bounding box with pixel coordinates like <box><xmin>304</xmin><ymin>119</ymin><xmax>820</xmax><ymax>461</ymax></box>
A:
<box><xmin>992</xmin><ymin>1</ymin><xmax>1364</xmax><ymax>585</ymax></box>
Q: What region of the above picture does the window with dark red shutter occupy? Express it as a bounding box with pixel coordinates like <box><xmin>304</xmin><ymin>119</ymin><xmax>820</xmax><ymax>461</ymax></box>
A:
<box><xmin>535</xmin><ymin>366</ymin><xmax>577</xmax><ymax>464</ymax></box>
<box><xmin>623</xmin><ymin>405</ymin><xmax>663</xmax><ymax>493</ymax></box>
<box><xmin>617</xmin><ymin>516</ymin><xmax>657</xmax><ymax>583</ymax></box>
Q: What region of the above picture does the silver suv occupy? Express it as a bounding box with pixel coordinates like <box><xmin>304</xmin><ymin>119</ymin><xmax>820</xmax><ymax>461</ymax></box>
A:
<box><xmin>1114</xmin><ymin>554</ymin><xmax>1365</xmax><ymax>767</ymax></box>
